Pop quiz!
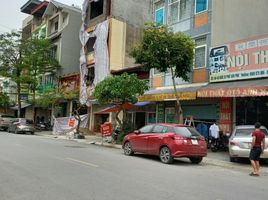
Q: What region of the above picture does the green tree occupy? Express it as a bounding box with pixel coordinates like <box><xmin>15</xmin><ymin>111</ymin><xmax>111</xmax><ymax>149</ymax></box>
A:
<box><xmin>23</xmin><ymin>38</ymin><xmax>61</xmax><ymax>103</ymax></box>
<box><xmin>0</xmin><ymin>93</ymin><xmax>10</xmax><ymax>112</ymax></box>
<box><xmin>23</xmin><ymin>38</ymin><xmax>60</xmax><ymax>122</ymax></box>
<box><xmin>0</xmin><ymin>31</ymin><xmax>27</xmax><ymax>117</ymax></box>
<box><xmin>0</xmin><ymin>31</ymin><xmax>60</xmax><ymax>118</ymax></box>
<box><xmin>131</xmin><ymin>22</ymin><xmax>195</xmax><ymax>123</ymax></box>
<box><xmin>93</xmin><ymin>73</ymin><xmax>149</xmax><ymax>129</ymax></box>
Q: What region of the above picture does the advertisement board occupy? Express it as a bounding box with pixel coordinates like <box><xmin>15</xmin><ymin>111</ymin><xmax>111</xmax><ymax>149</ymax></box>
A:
<box><xmin>209</xmin><ymin>34</ymin><xmax>268</xmax><ymax>82</ymax></box>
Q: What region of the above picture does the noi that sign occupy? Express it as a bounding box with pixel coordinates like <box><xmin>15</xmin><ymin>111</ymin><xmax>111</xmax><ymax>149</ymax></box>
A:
<box><xmin>209</xmin><ymin>34</ymin><xmax>268</xmax><ymax>82</ymax></box>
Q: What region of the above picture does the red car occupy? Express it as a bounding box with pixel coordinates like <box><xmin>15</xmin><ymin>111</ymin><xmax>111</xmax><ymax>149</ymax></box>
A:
<box><xmin>122</xmin><ymin>123</ymin><xmax>207</xmax><ymax>164</ymax></box>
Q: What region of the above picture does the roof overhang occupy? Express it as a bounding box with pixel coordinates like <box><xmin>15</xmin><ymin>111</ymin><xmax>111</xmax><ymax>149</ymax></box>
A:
<box><xmin>31</xmin><ymin>1</ymin><xmax>49</xmax><ymax>17</ymax></box>
<box><xmin>138</xmin><ymin>83</ymin><xmax>207</xmax><ymax>102</ymax></box>
<box><xmin>197</xmin><ymin>78</ymin><xmax>268</xmax><ymax>98</ymax></box>
<box><xmin>20</xmin><ymin>0</ymin><xmax>42</xmax><ymax>14</ymax></box>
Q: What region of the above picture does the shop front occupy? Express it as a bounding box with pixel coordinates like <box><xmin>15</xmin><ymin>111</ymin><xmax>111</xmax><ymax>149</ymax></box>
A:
<box><xmin>198</xmin><ymin>78</ymin><xmax>268</xmax><ymax>131</ymax></box>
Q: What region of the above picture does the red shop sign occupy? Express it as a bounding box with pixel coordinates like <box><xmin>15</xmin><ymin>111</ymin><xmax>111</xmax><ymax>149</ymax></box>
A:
<box><xmin>101</xmin><ymin>122</ymin><xmax>112</xmax><ymax>137</ymax></box>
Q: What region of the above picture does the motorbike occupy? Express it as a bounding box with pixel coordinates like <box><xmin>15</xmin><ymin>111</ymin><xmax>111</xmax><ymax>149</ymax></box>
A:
<box><xmin>112</xmin><ymin>127</ymin><xmax>121</xmax><ymax>142</ymax></box>
<box><xmin>35</xmin><ymin>121</ymin><xmax>52</xmax><ymax>131</ymax></box>
<box><xmin>210</xmin><ymin>133</ymin><xmax>230</xmax><ymax>152</ymax></box>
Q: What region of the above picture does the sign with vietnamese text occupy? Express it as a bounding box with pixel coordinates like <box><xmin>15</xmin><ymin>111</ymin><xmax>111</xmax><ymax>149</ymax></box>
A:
<box><xmin>209</xmin><ymin>34</ymin><xmax>268</xmax><ymax>82</ymax></box>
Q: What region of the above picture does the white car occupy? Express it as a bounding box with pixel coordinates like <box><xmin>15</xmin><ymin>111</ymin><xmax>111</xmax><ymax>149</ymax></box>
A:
<box><xmin>229</xmin><ymin>125</ymin><xmax>268</xmax><ymax>162</ymax></box>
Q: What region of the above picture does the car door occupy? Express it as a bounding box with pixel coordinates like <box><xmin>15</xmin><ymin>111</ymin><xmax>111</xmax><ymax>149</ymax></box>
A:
<box><xmin>131</xmin><ymin>125</ymin><xmax>154</xmax><ymax>153</ymax></box>
<box><xmin>146</xmin><ymin>125</ymin><xmax>165</xmax><ymax>155</ymax></box>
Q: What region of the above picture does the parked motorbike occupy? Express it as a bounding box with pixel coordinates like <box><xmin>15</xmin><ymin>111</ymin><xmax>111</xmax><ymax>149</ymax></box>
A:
<box><xmin>35</xmin><ymin>121</ymin><xmax>52</xmax><ymax>131</ymax></box>
<box><xmin>35</xmin><ymin>122</ymin><xmax>46</xmax><ymax>131</ymax></box>
<box><xmin>210</xmin><ymin>133</ymin><xmax>230</xmax><ymax>152</ymax></box>
<box><xmin>112</xmin><ymin>127</ymin><xmax>121</xmax><ymax>142</ymax></box>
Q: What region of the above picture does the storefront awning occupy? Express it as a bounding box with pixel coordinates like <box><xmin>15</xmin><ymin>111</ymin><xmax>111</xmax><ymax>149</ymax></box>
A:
<box><xmin>138</xmin><ymin>83</ymin><xmax>207</xmax><ymax>102</ymax></box>
<box><xmin>197</xmin><ymin>78</ymin><xmax>268</xmax><ymax>97</ymax></box>
<box><xmin>95</xmin><ymin>103</ymin><xmax>138</xmax><ymax>114</ymax></box>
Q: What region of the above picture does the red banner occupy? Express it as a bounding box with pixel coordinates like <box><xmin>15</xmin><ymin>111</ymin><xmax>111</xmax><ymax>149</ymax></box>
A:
<box><xmin>101</xmin><ymin>122</ymin><xmax>112</xmax><ymax>137</ymax></box>
<box><xmin>219</xmin><ymin>99</ymin><xmax>232</xmax><ymax>133</ymax></box>
<box><xmin>198</xmin><ymin>86</ymin><xmax>268</xmax><ymax>97</ymax></box>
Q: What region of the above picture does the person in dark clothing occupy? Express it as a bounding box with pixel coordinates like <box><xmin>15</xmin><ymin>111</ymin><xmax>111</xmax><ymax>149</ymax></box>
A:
<box><xmin>249</xmin><ymin>122</ymin><xmax>265</xmax><ymax>176</ymax></box>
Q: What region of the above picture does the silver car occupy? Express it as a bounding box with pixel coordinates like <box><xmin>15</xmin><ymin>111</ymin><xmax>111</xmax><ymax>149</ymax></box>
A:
<box><xmin>8</xmin><ymin>118</ymin><xmax>35</xmax><ymax>134</ymax></box>
<box><xmin>229</xmin><ymin>125</ymin><xmax>268</xmax><ymax>162</ymax></box>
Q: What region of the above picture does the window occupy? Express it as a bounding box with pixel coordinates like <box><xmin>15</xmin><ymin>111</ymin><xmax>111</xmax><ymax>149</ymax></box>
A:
<box><xmin>139</xmin><ymin>125</ymin><xmax>154</xmax><ymax>133</ymax></box>
<box><xmin>147</xmin><ymin>112</ymin><xmax>156</xmax><ymax>123</ymax></box>
<box><xmin>195</xmin><ymin>0</ymin><xmax>207</xmax><ymax>14</ymax></box>
<box><xmin>87</xmin><ymin>37</ymin><xmax>96</xmax><ymax>53</ymax></box>
<box><xmin>194</xmin><ymin>37</ymin><xmax>206</xmax><ymax>69</ymax></box>
<box><xmin>173</xmin><ymin>127</ymin><xmax>201</xmax><ymax>137</ymax></box>
<box><xmin>154</xmin><ymin>1</ymin><xmax>164</xmax><ymax>25</ymax></box>
<box><xmin>168</xmin><ymin>0</ymin><xmax>190</xmax><ymax>25</ymax></box>
<box><xmin>50</xmin><ymin>46</ymin><xmax>57</xmax><ymax>59</ymax></box>
<box><xmin>168</xmin><ymin>0</ymin><xmax>179</xmax><ymax>24</ymax></box>
<box><xmin>152</xmin><ymin>125</ymin><xmax>164</xmax><ymax>133</ymax></box>
<box><xmin>90</xmin><ymin>0</ymin><xmax>104</xmax><ymax>19</ymax></box>
<box><xmin>86</xmin><ymin>66</ymin><xmax>95</xmax><ymax>86</ymax></box>
<box><xmin>54</xmin><ymin>21</ymin><xmax>58</xmax><ymax>32</ymax></box>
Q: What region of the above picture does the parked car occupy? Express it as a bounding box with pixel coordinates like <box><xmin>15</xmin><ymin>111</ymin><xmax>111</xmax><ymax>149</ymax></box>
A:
<box><xmin>0</xmin><ymin>114</ymin><xmax>16</xmax><ymax>131</ymax></box>
<box><xmin>8</xmin><ymin>118</ymin><xmax>35</xmax><ymax>134</ymax></box>
<box><xmin>122</xmin><ymin>123</ymin><xmax>207</xmax><ymax>164</ymax></box>
<box><xmin>229</xmin><ymin>125</ymin><xmax>268</xmax><ymax>162</ymax></box>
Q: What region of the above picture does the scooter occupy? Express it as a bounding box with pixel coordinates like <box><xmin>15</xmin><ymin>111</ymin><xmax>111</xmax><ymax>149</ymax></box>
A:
<box><xmin>210</xmin><ymin>134</ymin><xmax>229</xmax><ymax>152</ymax></box>
<box><xmin>112</xmin><ymin>127</ymin><xmax>121</xmax><ymax>142</ymax></box>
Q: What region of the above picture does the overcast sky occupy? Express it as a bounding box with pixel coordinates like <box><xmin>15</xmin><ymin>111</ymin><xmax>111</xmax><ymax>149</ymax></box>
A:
<box><xmin>0</xmin><ymin>0</ymin><xmax>84</xmax><ymax>33</ymax></box>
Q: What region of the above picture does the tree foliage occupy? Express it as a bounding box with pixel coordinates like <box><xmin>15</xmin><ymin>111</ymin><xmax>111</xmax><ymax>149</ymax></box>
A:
<box><xmin>22</xmin><ymin>38</ymin><xmax>61</xmax><ymax>103</ymax></box>
<box><xmin>131</xmin><ymin>22</ymin><xmax>195</xmax><ymax>123</ymax></box>
<box><xmin>0</xmin><ymin>93</ymin><xmax>10</xmax><ymax>110</ymax></box>
<box><xmin>93</xmin><ymin>73</ymin><xmax>149</xmax><ymax>105</ymax></box>
<box><xmin>93</xmin><ymin>73</ymin><xmax>149</xmax><ymax>130</ymax></box>
<box><xmin>0</xmin><ymin>31</ymin><xmax>60</xmax><ymax>117</ymax></box>
<box><xmin>0</xmin><ymin>31</ymin><xmax>26</xmax><ymax>116</ymax></box>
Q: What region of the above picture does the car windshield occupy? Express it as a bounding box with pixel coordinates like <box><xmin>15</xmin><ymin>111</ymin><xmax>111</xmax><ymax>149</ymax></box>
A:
<box><xmin>19</xmin><ymin>119</ymin><xmax>33</xmax><ymax>125</ymax></box>
<box><xmin>173</xmin><ymin>127</ymin><xmax>201</xmax><ymax>138</ymax></box>
<box><xmin>235</xmin><ymin>128</ymin><xmax>268</xmax><ymax>137</ymax></box>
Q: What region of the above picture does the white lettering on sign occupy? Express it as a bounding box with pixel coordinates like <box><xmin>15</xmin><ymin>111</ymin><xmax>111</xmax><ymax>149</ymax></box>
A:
<box><xmin>253</xmin><ymin>50</ymin><xmax>268</xmax><ymax>64</ymax></box>
<box><xmin>227</xmin><ymin>54</ymin><xmax>249</xmax><ymax>67</ymax></box>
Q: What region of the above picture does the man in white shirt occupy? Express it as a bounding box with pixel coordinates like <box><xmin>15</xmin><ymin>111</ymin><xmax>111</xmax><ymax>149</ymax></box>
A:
<box><xmin>210</xmin><ymin>122</ymin><xmax>220</xmax><ymax>146</ymax></box>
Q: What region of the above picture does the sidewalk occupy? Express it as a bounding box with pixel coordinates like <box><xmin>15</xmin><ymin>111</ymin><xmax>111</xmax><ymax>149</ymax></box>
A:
<box><xmin>35</xmin><ymin>131</ymin><xmax>268</xmax><ymax>175</ymax></box>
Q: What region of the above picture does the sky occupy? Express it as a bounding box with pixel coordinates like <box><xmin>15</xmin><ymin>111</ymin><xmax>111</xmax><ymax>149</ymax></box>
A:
<box><xmin>0</xmin><ymin>0</ymin><xmax>84</xmax><ymax>33</ymax></box>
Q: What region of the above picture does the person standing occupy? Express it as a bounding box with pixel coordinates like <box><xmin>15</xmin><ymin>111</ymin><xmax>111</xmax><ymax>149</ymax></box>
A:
<box><xmin>209</xmin><ymin>122</ymin><xmax>220</xmax><ymax>146</ymax></box>
<box><xmin>249</xmin><ymin>122</ymin><xmax>265</xmax><ymax>176</ymax></box>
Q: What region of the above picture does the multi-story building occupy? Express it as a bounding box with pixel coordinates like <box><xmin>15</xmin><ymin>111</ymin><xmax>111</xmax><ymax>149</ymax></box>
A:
<box><xmin>21</xmin><ymin>0</ymin><xmax>82</xmax><ymax>120</ymax></box>
<box><xmin>80</xmin><ymin>0</ymin><xmax>153</xmax><ymax>131</ymax></box>
<box><xmin>198</xmin><ymin>0</ymin><xmax>268</xmax><ymax>130</ymax></box>
<box><xmin>138</xmin><ymin>0</ymin><xmax>213</xmax><ymax>128</ymax></box>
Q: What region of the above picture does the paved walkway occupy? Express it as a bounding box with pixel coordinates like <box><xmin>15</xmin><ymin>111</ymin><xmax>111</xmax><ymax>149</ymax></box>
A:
<box><xmin>35</xmin><ymin>131</ymin><xmax>268</xmax><ymax>175</ymax></box>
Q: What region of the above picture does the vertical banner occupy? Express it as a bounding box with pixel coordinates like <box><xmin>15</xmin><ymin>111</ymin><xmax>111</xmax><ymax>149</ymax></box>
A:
<box><xmin>157</xmin><ymin>103</ymin><xmax>165</xmax><ymax>123</ymax></box>
<box><xmin>219</xmin><ymin>98</ymin><xmax>233</xmax><ymax>133</ymax></box>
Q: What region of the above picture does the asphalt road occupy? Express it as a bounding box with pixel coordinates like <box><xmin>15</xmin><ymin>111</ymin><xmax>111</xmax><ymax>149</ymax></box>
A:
<box><xmin>0</xmin><ymin>131</ymin><xmax>267</xmax><ymax>200</ymax></box>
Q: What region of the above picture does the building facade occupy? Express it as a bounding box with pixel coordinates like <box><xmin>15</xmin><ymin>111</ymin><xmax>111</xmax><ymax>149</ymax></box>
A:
<box><xmin>81</xmin><ymin>0</ymin><xmax>153</xmax><ymax>131</ymax></box>
<box><xmin>21</xmin><ymin>0</ymin><xmax>82</xmax><ymax>121</ymax></box>
<box><xmin>198</xmin><ymin>0</ymin><xmax>268</xmax><ymax>130</ymax></box>
<box><xmin>137</xmin><ymin>0</ymin><xmax>215</xmax><ymax>131</ymax></box>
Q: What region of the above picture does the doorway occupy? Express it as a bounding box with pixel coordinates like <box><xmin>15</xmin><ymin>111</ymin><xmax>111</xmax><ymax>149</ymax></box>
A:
<box><xmin>135</xmin><ymin>112</ymin><xmax>146</xmax><ymax>129</ymax></box>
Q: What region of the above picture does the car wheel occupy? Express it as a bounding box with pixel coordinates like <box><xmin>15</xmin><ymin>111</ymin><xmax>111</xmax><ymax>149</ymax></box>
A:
<box><xmin>229</xmin><ymin>156</ymin><xmax>236</xmax><ymax>162</ymax></box>
<box><xmin>123</xmin><ymin>141</ymin><xmax>134</xmax><ymax>156</ymax></box>
<box><xmin>31</xmin><ymin>132</ymin><xmax>34</xmax><ymax>135</ymax></box>
<box><xmin>189</xmin><ymin>157</ymin><xmax>203</xmax><ymax>164</ymax></box>
<box><xmin>159</xmin><ymin>146</ymin><xmax>173</xmax><ymax>164</ymax></box>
